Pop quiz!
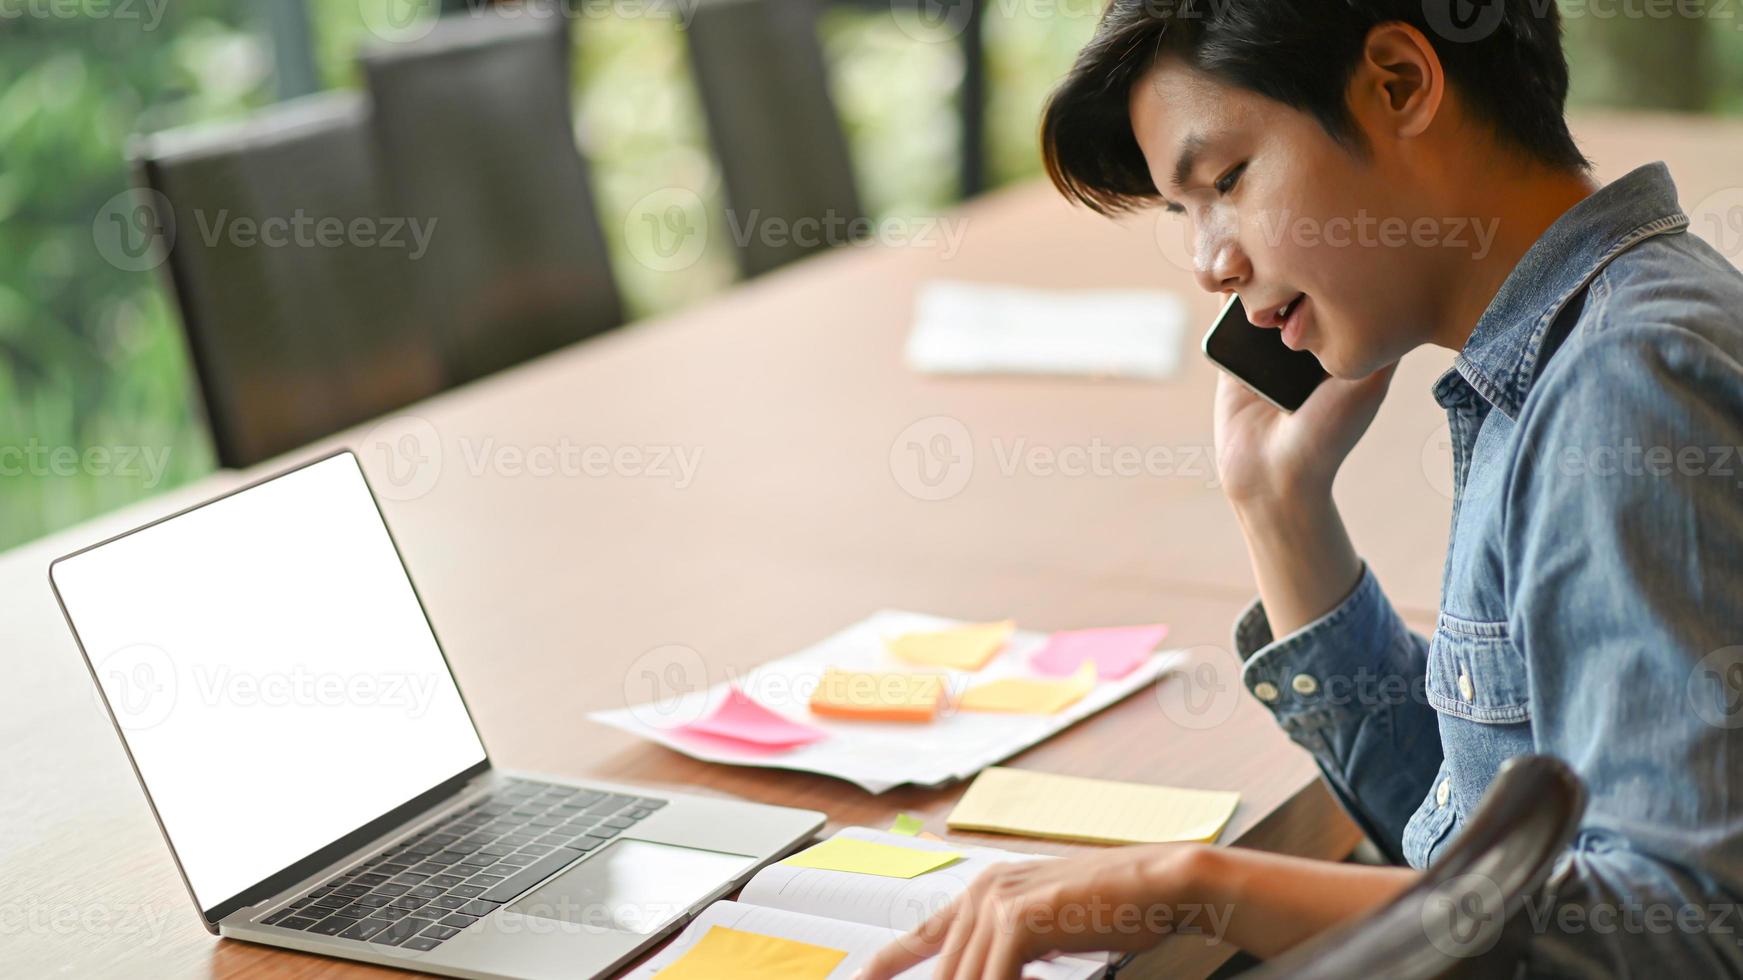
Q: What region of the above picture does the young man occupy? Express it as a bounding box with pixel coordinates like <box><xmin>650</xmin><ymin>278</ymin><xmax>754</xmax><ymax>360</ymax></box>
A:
<box><xmin>861</xmin><ymin>1</ymin><xmax>1743</xmax><ymax>977</ymax></box>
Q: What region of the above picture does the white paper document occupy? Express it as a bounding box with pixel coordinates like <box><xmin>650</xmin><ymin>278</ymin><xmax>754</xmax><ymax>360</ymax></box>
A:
<box><xmin>588</xmin><ymin>610</ymin><xmax>1184</xmax><ymax>794</ymax></box>
<box><xmin>906</xmin><ymin>280</ymin><xmax>1187</xmax><ymax>381</ymax></box>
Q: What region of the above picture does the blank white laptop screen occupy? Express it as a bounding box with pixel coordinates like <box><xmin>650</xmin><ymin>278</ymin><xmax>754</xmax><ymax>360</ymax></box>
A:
<box><xmin>51</xmin><ymin>452</ymin><xmax>488</xmax><ymax>914</ymax></box>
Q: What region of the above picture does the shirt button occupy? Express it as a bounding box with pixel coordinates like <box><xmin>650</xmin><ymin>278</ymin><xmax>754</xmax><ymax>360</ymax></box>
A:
<box><xmin>1291</xmin><ymin>674</ymin><xmax>1319</xmax><ymax>696</ymax></box>
<box><xmin>1457</xmin><ymin>672</ymin><xmax>1475</xmax><ymax>701</ymax></box>
<box><xmin>1436</xmin><ymin>779</ymin><xmax>1451</xmax><ymax>808</ymax></box>
<box><xmin>1252</xmin><ymin>681</ymin><xmax>1280</xmax><ymax>703</ymax></box>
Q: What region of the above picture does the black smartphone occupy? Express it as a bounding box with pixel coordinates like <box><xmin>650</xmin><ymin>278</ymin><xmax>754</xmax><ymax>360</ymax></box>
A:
<box><xmin>1200</xmin><ymin>294</ymin><xmax>1328</xmax><ymax>413</ymax></box>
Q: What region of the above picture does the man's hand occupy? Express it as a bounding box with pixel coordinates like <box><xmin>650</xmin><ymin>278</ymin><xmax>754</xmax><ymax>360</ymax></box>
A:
<box><xmin>855</xmin><ymin>844</ymin><xmax>1206</xmax><ymax>980</ymax></box>
<box><xmin>1213</xmin><ymin>365</ymin><xmax>1396</xmax><ymax>508</ymax></box>
<box><xmin>1212</xmin><ymin>365</ymin><xmax>1395</xmax><ymax>637</ymax></box>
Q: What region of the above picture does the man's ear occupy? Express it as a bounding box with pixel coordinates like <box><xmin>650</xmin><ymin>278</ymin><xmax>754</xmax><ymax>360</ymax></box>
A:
<box><xmin>1349</xmin><ymin>22</ymin><xmax>1445</xmax><ymax>142</ymax></box>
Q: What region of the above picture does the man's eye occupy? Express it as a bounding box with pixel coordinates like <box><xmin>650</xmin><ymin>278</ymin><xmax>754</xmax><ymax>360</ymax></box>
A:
<box><xmin>1214</xmin><ymin>163</ymin><xmax>1248</xmax><ymax>195</ymax></box>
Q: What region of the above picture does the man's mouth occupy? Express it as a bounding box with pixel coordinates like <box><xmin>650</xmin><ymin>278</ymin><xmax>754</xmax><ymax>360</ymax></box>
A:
<box><xmin>1280</xmin><ymin>294</ymin><xmax>1311</xmax><ymax>350</ymax></box>
<box><xmin>1250</xmin><ymin>292</ymin><xmax>1306</xmax><ymax>327</ymax></box>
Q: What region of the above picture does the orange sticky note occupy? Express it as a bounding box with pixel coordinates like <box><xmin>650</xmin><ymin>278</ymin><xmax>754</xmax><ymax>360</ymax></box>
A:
<box><xmin>654</xmin><ymin>925</ymin><xmax>846</xmax><ymax>979</ymax></box>
<box><xmin>886</xmin><ymin>620</ymin><xmax>1015</xmax><ymax>671</ymax></box>
<box><xmin>958</xmin><ymin>662</ymin><xmax>1096</xmax><ymax>715</ymax></box>
<box><xmin>810</xmin><ymin>669</ymin><xmax>945</xmax><ymax>722</ymax></box>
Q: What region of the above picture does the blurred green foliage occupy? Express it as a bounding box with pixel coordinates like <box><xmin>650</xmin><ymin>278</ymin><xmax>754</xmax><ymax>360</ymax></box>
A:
<box><xmin>2</xmin><ymin>0</ymin><xmax>1740</xmax><ymax>550</ymax></box>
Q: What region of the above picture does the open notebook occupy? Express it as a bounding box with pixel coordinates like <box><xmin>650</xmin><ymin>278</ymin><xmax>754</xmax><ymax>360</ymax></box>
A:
<box><xmin>626</xmin><ymin>827</ymin><xmax>1114</xmax><ymax>979</ymax></box>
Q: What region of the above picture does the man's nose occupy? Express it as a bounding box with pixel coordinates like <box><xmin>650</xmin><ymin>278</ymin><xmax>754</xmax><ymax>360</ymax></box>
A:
<box><xmin>1192</xmin><ymin>228</ymin><xmax>1251</xmax><ymax>294</ymax></box>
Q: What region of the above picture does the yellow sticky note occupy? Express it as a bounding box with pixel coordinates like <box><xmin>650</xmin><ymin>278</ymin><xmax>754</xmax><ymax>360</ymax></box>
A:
<box><xmin>654</xmin><ymin>925</ymin><xmax>846</xmax><ymax>979</ymax></box>
<box><xmin>781</xmin><ymin>837</ymin><xmax>961</xmax><ymax>878</ymax></box>
<box><xmin>947</xmin><ymin>767</ymin><xmax>1240</xmax><ymax>845</ymax></box>
<box><xmin>886</xmin><ymin>620</ymin><xmax>1014</xmax><ymax>671</ymax></box>
<box><xmin>957</xmin><ymin>662</ymin><xmax>1096</xmax><ymax>715</ymax></box>
<box><xmin>810</xmin><ymin>669</ymin><xmax>944</xmax><ymax>722</ymax></box>
<box><xmin>890</xmin><ymin>812</ymin><xmax>924</xmax><ymax>836</ymax></box>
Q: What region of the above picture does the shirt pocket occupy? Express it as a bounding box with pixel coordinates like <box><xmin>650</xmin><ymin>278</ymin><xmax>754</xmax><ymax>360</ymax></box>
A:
<box><xmin>1426</xmin><ymin>612</ymin><xmax>1532</xmax><ymax>724</ymax></box>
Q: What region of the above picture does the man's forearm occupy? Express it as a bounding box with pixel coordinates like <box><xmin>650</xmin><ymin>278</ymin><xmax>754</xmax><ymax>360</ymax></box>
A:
<box><xmin>1231</xmin><ymin>492</ymin><xmax>1364</xmax><ymax>637</ymax></box>
<box><xmin>1164</xmin><ymin>845</ymin><xmax>1418</xmax><ymax>959</ymax></box>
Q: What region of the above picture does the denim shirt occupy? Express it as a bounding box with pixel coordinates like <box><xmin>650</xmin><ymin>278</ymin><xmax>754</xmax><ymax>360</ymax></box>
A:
<box><xmin>1235</xmin><ymin>163</ymin><xmax>1743</xmax><ymax>976</ymax></box>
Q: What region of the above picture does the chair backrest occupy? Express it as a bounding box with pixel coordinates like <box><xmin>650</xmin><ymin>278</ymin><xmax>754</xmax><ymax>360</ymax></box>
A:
<box><xmin>135</xmin><ymin>92</ymin><xmax>442</xmax><ymax>469</ymax></box>
<box><xmin>684</xmin><ymin>0</ymin><xmax>864</xmax><ymax>278</ymax></box>
<box><xmin>360</xmin><ymin>8</ymin><xmax>624</xmax><ymax>388</ymax></box>
<box><xmin>1242</xmin><ymin>755</ymin><xmax>1588</xmax><ymax>980</ymax></box>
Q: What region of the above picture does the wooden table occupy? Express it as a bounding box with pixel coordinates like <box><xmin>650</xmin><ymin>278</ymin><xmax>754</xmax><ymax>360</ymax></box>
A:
<box><xmin>4</xmin><ymin>112</ymin><xmax>1738</xmax><ymax>979</ymax></box>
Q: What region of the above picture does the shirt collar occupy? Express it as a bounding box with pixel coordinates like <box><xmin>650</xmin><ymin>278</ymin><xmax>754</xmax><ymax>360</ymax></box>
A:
<box><xmin>1431</xmin><ymin>162</ymin><xmax>1689</xmax><ymax>418</ymax></box>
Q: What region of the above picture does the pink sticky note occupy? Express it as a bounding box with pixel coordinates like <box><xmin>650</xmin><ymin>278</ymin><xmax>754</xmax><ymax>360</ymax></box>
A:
<box><xmin>1030</xmin><ymin>624</ymin><xmax>1169</xmax><ymax>681</ymax></box>
<box><xmin>676</xmin><ymin>687</ymin><xmax>828</xmax><ymax>749</ymax></box>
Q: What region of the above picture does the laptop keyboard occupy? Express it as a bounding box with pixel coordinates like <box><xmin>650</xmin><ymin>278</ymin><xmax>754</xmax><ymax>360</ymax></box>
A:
<box><xmin>259</xmin><ymin>779</ymin><xmax>667</xmax><ymax>951</ymax></box>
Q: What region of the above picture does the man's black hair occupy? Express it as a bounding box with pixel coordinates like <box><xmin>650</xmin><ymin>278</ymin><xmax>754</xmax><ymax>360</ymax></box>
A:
<box><xmin>1041</xmin><ymin>0</ymin><xmax>1589</xmax><ymax>214</ymax></box>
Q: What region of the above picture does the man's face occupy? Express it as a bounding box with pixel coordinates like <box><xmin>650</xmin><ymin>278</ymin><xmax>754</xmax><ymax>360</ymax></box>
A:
<box><xmin>1130</xmin><ymin>55</ymin><xmax>1445</xmax><ymax>379</ymax></box>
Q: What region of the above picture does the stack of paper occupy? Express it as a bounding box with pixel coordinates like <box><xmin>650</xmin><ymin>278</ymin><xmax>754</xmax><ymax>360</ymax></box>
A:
<box><xmin>905</xmin><ymin>280</ymin><xmax>1187</xmax><ymax>381</ymax></box>
<box><xmin>947</xmin><ymin>767</ymin><xmax>1240</xmax><ymax>845</ymax></box>
<box><xmin>589</xmin><ymin>610</ymin><xmax>1184</xmax><ymax>793</ymax></box>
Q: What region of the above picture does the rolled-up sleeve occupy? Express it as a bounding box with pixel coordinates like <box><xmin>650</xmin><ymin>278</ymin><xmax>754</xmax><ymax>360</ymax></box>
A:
<box><xmin>1235</xmin><ymin>564</ymin><xmax>1443</xmax><ymax>864</ymax></box>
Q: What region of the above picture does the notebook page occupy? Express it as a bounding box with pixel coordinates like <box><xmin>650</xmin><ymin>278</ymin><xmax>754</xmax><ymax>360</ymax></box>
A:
<box><xmin>740</xmin><ymin>827</ymin><xmax>1043</xmax><ymax>931</ymax></box>
<box><xmin>625</xmin><ymin>901</ymin><xmax>1105</xmax><ymax>979</ymax></box>
<box><xmin>737</xmin><ymin>828</ymin><xmax>1118</xmax><ymax>974</ymax></box>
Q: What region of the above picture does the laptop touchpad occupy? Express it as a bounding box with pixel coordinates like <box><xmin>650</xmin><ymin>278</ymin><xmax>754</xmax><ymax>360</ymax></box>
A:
<box><xmin>506</xmin><ymin>838</ymin><xmax>757</xmax><ymax>934</ymax></box>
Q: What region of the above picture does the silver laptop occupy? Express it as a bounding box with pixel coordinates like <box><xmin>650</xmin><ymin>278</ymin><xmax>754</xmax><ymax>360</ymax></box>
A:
<box><xmin>50</xmin><ymin>450</ymin><xmax>824</xmax><ymax>980</ymax></box>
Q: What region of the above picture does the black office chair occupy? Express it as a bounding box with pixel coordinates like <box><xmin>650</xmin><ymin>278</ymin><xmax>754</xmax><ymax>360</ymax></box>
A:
<box><xmin>1241</xmin><ymin>755</ymin><xmax>1588</xmax><ymax>980</ymax></box>
<box><xmin>683</xmin><ymin>0</ymin><xmax>866</xmax><ymax>278</ymax></box>
<box><xmin>360</xmin><ymin>8</ymin><xmax>625</xmax><ymax>387</ymax></box>
<box><xmin>135</xmin><ymin>92</ymin><xmax>442</xmax><ymax>469</ymax></box>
